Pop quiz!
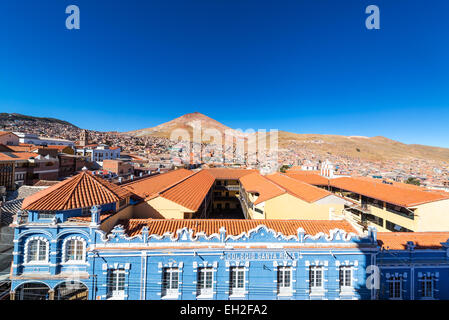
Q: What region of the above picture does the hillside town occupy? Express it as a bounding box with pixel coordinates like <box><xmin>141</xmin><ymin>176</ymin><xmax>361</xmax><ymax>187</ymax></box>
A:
<box><xmin>1</xmin><ymin>113</ymin><xmax>449</xmax><ymax>190</ymax></box>
<box><xmin>1</xmin><ymin>113</ymin><xmax>449</xmax><ymax>301</ymax></box>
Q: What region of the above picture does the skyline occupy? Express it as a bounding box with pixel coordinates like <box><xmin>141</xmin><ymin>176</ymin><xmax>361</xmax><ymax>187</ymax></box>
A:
<box><xmin>1</xmin><ymin>0</ymin><xmax>449</xmax><ymax>147</ymax></box>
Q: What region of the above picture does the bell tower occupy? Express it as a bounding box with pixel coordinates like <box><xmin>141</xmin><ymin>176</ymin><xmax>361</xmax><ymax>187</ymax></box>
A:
<box><xmin>80</xmin><ymin>129</ymin><xmax>89</xmax><ymax>147</ymax></box>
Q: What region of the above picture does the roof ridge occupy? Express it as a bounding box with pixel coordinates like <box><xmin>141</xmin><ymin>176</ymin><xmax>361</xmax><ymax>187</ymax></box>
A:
<box><xmin>158</xmin><ymin>170</ymin><xmax>202</xmax><ymax>196</ymax></box>
<box><xmin>60</xmin><ymin>172</ymin><xmax>86</xmax><ymax>210</ymax></box>
<box><xmin>267</xmin><ymin>172</ymin><xmax>331</xmax><ymax>203</ymax></box>
<box><xmin>122</xmin><ymin>169</ymin><xmax>188</xmax><ymax>187</ymax></box>
<box><xmin>89</xmin><ymin>172</ymin><xmax>124</xmax><ymax>200</ymax></box>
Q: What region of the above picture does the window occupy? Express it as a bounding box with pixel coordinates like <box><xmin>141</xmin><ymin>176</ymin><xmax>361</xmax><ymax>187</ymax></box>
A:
<box><xmin>119</xmin><ymin>199</ymin><xmax>127</xmax><ymax>209</ymax></box>
<box><xmin>277</xmin><ymin>266</ymin><xmax>292</xmax><ymax>295</ymax></box>
<box><xmin>230</xmin><ymin>267</ymin><xmax>245</xmax><ymax>296</ymax></box>
<box><xmin>421</xmin><ymin>275</ymin><xmax>434</xmax><ymax>298</ymax></box>
<box><xmin>65</xmin><ymin>238</ymin><xmax>85</xmax><ymax>262</ymax></box>
<box><xmin>389</xmin><ymin>276</ymin><xmax>402</xmax><ymax>299</ymax></box>
<box><xmin>339</xmin><ymin>266</ymin><xmax>353</xmax><ymax>292</ymax></box>
<box><xmin>108</xmin><ymin>268</ymin><xmax>126</xmax><ymax>299</ymax></box>
<box><xmin>27</xmin><ymin>239</ymin><xmax>48</xmax><ymax>263</ymax></box>
<box><xmin>38</xmin><ymin>211</ymin><xmax>54</xmax><ymax>219</ymax></box>
<box><xmin>197</xmin><ymin>267</ymin><xmax>214</xmax><ymax>297</ymax></box>
<box><xmin>81</xmin><ymin>207</ymin><xmax>91</xmax><ymax>216</ymax></box>
<box><xmin>162</xmin><ymin>268</ymin><xmax>179</xmax><ymax>298</ymax></box>
<box><xmin>309</xmin><ymin>266</ymin><xmax>323</xmax><ymax>291</ymax></box>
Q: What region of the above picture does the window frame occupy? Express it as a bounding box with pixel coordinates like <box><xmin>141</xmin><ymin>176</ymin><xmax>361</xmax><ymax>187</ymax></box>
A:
<box><xmin>309</xmin><ymin>265</ymin><xmax>324</xmax><ymax>294</ymax></box>
<box><xmin>25</xmin><ymin>237</ymin><xmax>49</xmax><ymax>264</ymax></box>
<box><xmin>339</xmin><ymin>266</ymin><xmax>353</xmax><ymax>293</ymax></box>
<box><xmin>421</xmin><ymin>275</ymin><xmax>434</xmax><ymax>299</ymax></box>
<box><xmin>389</xmin><ymin>276</ymin><xmax>402</xmax><ymax>300</ymax></box>
<box><xmin>162</xmin><ymin>267</ymin><xmax>180</xmax><ymax>298</ymax></box>
<box><xmin>107</xmin><ymin>268</ymin><xmax>126</xmax><ymax>299</ymax></box>
<box><xmin>230</xmin><ymin>266</ymin><xmax>246</xmax><ymax>297</ymax></box>
<box><xmin>64</xmin><ymin>237</ymin><xmax>86</xmax><ymax>263</ymax></box>
<box><xmin>277</xmin><ymin>266</ymin><xmax>293</xmax><ymax>296</ymax></box>
<box><xmin>197</xmin><ymin>267</ymin><xmax>214</xmax><ymax>298</ymax></box>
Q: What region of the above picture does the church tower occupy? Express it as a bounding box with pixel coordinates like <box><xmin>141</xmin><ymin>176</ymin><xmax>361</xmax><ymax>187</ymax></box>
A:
<box><xmin>80</xmin><ymin>129</ymin><xmax>89</xmax><ymax>147</ymax></box>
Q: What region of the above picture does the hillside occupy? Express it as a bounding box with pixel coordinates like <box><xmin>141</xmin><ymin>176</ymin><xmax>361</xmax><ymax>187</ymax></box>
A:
<box><xmin>125</xmin><ymin>112</ymin><xmax>245</xmax><ymax>142</ymax></box>
<box><xmin>0</xmin><ymin>113</ymin><xmax>78</xmax><ymax>128</ymax></box>
<box><xmin>274</xmin><ymin>131</ymin><xmax>449</xmax><ymax>162</ymax></box>
<box><xmin>126</xmin><ymin>112</ymin><xmax>449</xmax><ymax>163</ymax></box>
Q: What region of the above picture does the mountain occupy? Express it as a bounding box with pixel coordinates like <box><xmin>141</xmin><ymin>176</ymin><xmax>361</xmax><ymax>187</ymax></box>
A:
<box><xmin>274</xmin><ymin>131</ymin><xmax>449</xmax><ymax>162</ymax></box>
<box><xmin>125</xmin><ymin>112</ymin><xmax>245</xmax><ymax>141</ymax></box>
<box><xmin>126</xmin><ymin>112</ymin><xmax>449</xmax><ymax>163</ymax></box>
<box><xmin>0</xmin><ymin>113</ymin><xmax>78</xmax><ymax>128</ymax></box>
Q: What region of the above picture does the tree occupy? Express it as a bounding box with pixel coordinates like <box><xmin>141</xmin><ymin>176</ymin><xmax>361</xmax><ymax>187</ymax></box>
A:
<box><xmin>405</xmin><ymin>177</ymin><xmax>420</xmax><ymax>186</ymax></box>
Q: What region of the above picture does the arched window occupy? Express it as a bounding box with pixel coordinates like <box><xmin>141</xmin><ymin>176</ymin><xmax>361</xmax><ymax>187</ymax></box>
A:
<box><xmin>27</xmin><ymin>238</ymin><xmax>48</xmax><ymax>263</ymax></box>
<box><xmin>64</xmin><ymin>238</ymin><xmax>86</xmax><ymax>262</ymax></box>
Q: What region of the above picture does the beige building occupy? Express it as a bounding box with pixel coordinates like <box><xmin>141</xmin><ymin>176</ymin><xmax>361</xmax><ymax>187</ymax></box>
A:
<box><xmin>0</xmin><ymin>131</ymin><xmax>19</xmax><ymax>146</ymax></box>
<box><xmin>298</xmin><ymin>176</ymin><xmax>449</xmax><ymax>232</ymax></box>
<box><xmin>239</xmin><ymin>172</ymin><xmax>348</xmax><ymax>220</ymax></box>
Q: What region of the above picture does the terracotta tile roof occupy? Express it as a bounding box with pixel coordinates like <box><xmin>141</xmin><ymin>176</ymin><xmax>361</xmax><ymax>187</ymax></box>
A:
<box><xmin>159</xmin><ymin>170</ymin><xmax>216</xmax><ymax>211</ymax></box>
<box><xmin>5</xmin><ymin>145</ymin><xmax>35</xmax><ymax>152</ymax></box>
<box><xmin>285</xmin><ymin>172</ymin><xmax>330</xmax><ymax>186</ymax></box>
<box><xmin>330</xmin><ymin>177</ymin><xmax>449</xmax><ymax>207</ymax></box>
<box><xmin>122</xmin><ymin>219</ymin><xmax>358</xmax><ymax>237</ymax></box>
<box><xmin>287</xmin><ymin>167</ymin><xmax>320</xmax><ymax>173</ymax></box>
<box><xmin>265</xmin><ymin>173</ymin><xmax>331</xmax><ymax>203</ymax></box>
<box><xmin>22</xmin><ymin>171</ymin><xmax>132</xmax><ymax>211</ymax></box>
<box><xmin>123</xmin><ymin>169</ymin><xmax>194</xmax><ymax>200</ymax></box>
<box><xmin>205</xmin><ymin>168</ymin><xmax>257</xmax><ymax>180</ymax></box>
<box><xmin>43</xmin><ymin>145</ymin><xmax>71</xmax><ymax>150</ymax></box>
<box><xmin>68</xmin><ymin>212</ymin><xmax>114</xmax><ymax>222</ymax></box>
<box><xmin>377</xmin><ymin>232</ymin><xmax>449</xmax><ymax>250</ymax></box>
<box><xmin>0</xmin><ymin>131</ymin><xmax>16</xmax><ymax>137</ymax></box>
<box><xmin>0</xmin><ymin>152</ymin><xmax>38</xmax><ymax>161</ymax></box>
<box><xmin>239</xmin><ymin>172</ymin><xmax>285</xmax><ymax>205</ymax></box>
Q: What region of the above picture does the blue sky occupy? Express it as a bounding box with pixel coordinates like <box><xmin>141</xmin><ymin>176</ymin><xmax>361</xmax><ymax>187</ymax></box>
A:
<box><xmin>0</xmin><ymin>0</ymin><xmax>448</xmax><ymax>147</ymax></box>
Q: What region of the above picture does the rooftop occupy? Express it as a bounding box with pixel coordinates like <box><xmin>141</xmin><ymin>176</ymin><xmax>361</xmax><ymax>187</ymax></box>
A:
<box><xmin>205</xmin><ymin>168</ymin><xmax>257</xmax><ymax>180</ymax></box>
<box><xmin>285</xmin><ymin>172</ymin><xmax>330</xmax><ymax>186</ymax></box>
<box><xmin>22</xmin><ymin>171</ymin><xmax>132</xmax><ymax>211</ymax></box>
<box><xmin>265</xmin><ymin>173</ymin><xmax>332</xmax><ymax>203</ymax></box>
<box><xmin>330</xmin><ymin>176</ymin><xmax>449</xmax><ymax>207</ymax></box>
<box><xmin>377</xmin><ymin>232</ymin><xmax>449</xmax><ymax>250</ymax></box>
<box><xmin>239</xmin><ymin>172</ymin><xmax>285</xmax><ymax>205</ymax></box>
<box><xmin>122</xmin><ymin>218</ymin><xmax>358</xmax><ymax>238</ymax></box>
<box><xmin>123</xmin><ymin>169</ymin><xmax>193</xmax><ymax>200</ymax></box>
<box><xmin>159</xmin><ymin>170</ymin><xmax>216</xmax><ymax>211</ymax></box>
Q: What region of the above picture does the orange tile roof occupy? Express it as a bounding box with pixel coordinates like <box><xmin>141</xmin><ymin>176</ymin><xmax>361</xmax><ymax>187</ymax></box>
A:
<box><xmin>0</xmin><ymin>131</ymin><xmax>16</xmax><ymax>137</ymax></box>
<box><xmin>5</xmin><ymin>145</ymin><xmax>35</xmax><ymax>152</ymax></box>
<box><xmin>122</xmin><ymin>219</ymin><xmax>358</xmax><ymax>237</ymax></box>
<box><xmin>68</xmin><ymin>212</ymin><xmax>114</xmax><ymax>223</ymax></box>
<box><xmin>239</xmin><ymin>172</ymin><xmax>286</xmax><ymax>205</ymax></box>
<box><xmin>159</xmin><ymin>170</ymin><xmax>216</xmax><ymax>211</ymax></box>
<box><xmin>377</xmin><ymin>232</ymin><xmax>449</xmax><ymax>250</ymax></box>
<box><xmin>330</xmin><ymin>177</ymin><xmax>449</xmax><ymax>207</ymax></box>
<box><xmin>0</xmin><ymin>152</ymin><xmax>38</xmax><ymax>161</ymax></box>
<box><xmin>123</xmin><ymin>169</ymin><xmax>193</xmax><ymax>200</ymax></box>
<box><xmin>44</xmin><ymin>145</ymin><xmax>71</xmax><ymax>150</ymax></box>
<box><xmin>287</xmin><ymin>167</ymin><xmax>320</xmax><ymax>173</ymax></box>
<box><xmin>205</xmin><ymin>168</ymin><xmax>257</xmax><ymax>180</ymax></box>
<box><xmin>22</xmin><ymin>171</ymin><xmax>132</xmax><ymax>211</ymax></box>
<box><xmin>285</xmin><ymin>172</ymin><xmax>330</xmax><ymax>186</ymax></box>
<box><xmin>265</xmin><ymin>173</ymin><xmax>331</xmax><ymax>203</ymax></box>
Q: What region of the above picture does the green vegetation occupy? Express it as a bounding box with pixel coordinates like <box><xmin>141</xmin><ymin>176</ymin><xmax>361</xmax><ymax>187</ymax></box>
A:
<box><xmin>405</xmin><ymin>177</ymin><xmax>421</xmax><ymax>186</ymax></box>
<box><xmin>279</xmin><ymin>165</ymin><xmax>290</xmax><ymax>173</ymax></box>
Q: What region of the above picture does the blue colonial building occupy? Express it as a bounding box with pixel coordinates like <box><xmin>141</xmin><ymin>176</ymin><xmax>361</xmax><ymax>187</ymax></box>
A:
<box><xmin>8</xmin><ymin>170</ymin><xmax>449</xmax><ymax>300</ymax></box>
